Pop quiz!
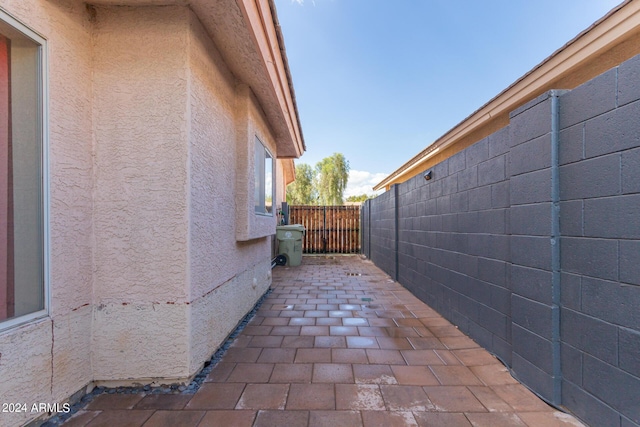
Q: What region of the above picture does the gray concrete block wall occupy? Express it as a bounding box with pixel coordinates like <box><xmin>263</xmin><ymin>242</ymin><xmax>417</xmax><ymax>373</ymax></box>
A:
<box><xmin>558</xmin><ymin>54</ymin><xmax>640</xmax><ymax>427</ymax></box>
<box><xmin>364</xmin><ymin>53</ymin><xmax>640</xmax><ymax>426</ymax></box>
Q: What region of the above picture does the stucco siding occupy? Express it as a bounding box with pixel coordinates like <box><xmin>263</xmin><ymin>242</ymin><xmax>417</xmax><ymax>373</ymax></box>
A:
<box><xmin>186</xmin><ymin>11</ymin><xmax>274</xmax><ymax>374</ymax></box>
<box><xmin>0</xmin><ymin>1</ymin><xmax>94</xmax><ymax>426</ymax></box>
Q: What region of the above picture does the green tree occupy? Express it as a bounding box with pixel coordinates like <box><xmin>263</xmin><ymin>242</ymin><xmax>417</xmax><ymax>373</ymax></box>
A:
<box><xmin>346</xmin><ymin>194</ymin><xmax>372</xmax><ymax>203</ymax></box>
<box><xmin>315</xmin><ymin>153</ymin><xmax>350</xmax><ymax>205</ymax></box>
<box><xmin>286</xmin><ymin>163</ymin><xmax>317</xmax><ymax>205</ymax></box>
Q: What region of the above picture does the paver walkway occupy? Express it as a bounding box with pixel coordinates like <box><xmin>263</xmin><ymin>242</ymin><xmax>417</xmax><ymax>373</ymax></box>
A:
<box><xmin>63</xmin><ymin>256</ymin><xmax>585</xmax><ymax>427</ymax></box>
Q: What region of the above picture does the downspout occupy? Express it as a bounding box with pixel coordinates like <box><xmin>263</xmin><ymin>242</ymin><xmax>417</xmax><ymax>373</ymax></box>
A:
<box><xmin>550</xmin><ymin>90</ymin><xmax>563</xmax><ymax>405</ymax></box>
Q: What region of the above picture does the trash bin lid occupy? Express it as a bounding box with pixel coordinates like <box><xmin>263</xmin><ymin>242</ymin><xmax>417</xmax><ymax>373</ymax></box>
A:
<box><xmin>276</xmin><ymin>224</ymin><xmax>306</xmax><ymax>232</ymax></box>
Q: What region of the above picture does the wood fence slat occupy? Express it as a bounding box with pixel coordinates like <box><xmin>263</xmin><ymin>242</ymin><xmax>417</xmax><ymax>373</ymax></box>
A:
<box><xmin>288</xmin><ymin>205</ymin><xmax>361</xmax><ymax>254</ymax></box>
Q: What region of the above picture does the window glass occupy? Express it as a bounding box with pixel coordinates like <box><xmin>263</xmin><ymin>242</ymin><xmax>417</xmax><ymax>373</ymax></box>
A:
<box><xmin>0</xmin><ymin>15</ymin><xmax>45</xmax><ymax>325</ymax></box>
<box><xmin>254</xmin><ymin>137</ymin><xmax>273</xmax><ymax>215</ymax></box>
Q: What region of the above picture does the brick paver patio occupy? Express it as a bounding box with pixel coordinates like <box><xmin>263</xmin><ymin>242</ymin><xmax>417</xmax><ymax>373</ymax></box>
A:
<box><xmin>63</xmin><ymin>256</ymin><xmax>585</xmax><ymax>427</ymax></box>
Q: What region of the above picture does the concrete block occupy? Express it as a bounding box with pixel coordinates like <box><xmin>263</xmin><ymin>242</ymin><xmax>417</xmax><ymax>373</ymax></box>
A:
<box><xmin>478</xmin><ymin>257</ymin><xmax>507</xmax><ymax>287</ymax></box>
<box><xmin>430</xmin><ymin>179</ymin><xmax>443</xmax><ymax>198</ymax></box>
<box><xmin>619</xmin><ymin>327</ymin><xmax>640</xmax><ymax>377</ymax></box>
<box><xmin>510</xmin><ymin>203</ymin><xmax>551</xmax><ymax>236</ymax></box>
<box><xmin>478</xmin><ymin>154</ymin><xmax>506</xmax><ymax>186</ymax></box>
<box><xmin>441</xmin><ymin>174</ymin><xmax>458</xmax><ymax>196</ymax></box>
<box><xmin>561</xmin><ymin>307</ymin><xmax>618</xmax><ymax>365</ymax></box>
<box><xmin>560</xmin><ymin>151</ymin><xmax>620</xmax><ymax>201</ymax></box>
<box><xmin>512</xmin><ymin>323</ymin><xmax>553</xmax><ymax>374</ymax></box>
<box><xmin>561</xmin><ymin>237</ymin><xmax>618</xmax><ymax>281</ymax></box>
<box><xmin>584</xmin><ymin>194</ymin><xmax>640</xmax><ymax>239</ymax></box>
<box><xmin>559</xmin><ymin>123</ymin><xmax>585</xmax><ymax>166</ymax></box>
<box><xmin>492</xmin><ymin>336</ymin><xmax>512</xmax><ymax>365</ymax></box>
<box><xmin>490</xmin><ymin>284</ymin><xmax>511</xmax><ymax>315</ymax></box>
<box><xmin>510</xmin><ymin>93</ymin><xmax>551</xmax><ymax>146</ymax></box>
<box><xmin>448</xmin><ymin>150</ymin><xmax>466</xmax><ymax>174</ymax></box>
<box><xmin>510</xmin><ymin>168</ymin><xmax>551</xmax><ymax>205</ymax></box>
<box><xmin>457</xmin><ymin>165</ymin><xmax>478</xmax><ymax>192</ymax></box>
<box><xmin>436</xmin><ymin>195</ymin><xmax>451</xmax><ymax>214</ymax></box>
<box><xmin>561</xmin><ymin>342</ymin><xmax>583</xmax><ymax>387</ymax></box>
<box><xmin>562</xmin><ymin>379</ymin><xmax>621</xmax><ymax>427</ymax></box>
<box><xmin>489</xmin><ymin>126</ymin><xmax>510</xmax><ymax>158</ymax></box>
<box><xmin>510</xmin><ymin>134</ymin><xmax>551</xmax><ymax>176</ymax></box>
<box><xmin>622</xmin><ymin>147</ymin><xmax>640</xmax><ymax>194</ymax></box>
<box><xmin>457</xmin><ymin>253</ymin><xmax>478</xmax><ymax>278</ymax></box>
<box><xmin>450</xmin><ymin>191</ymin><xmax>469</xmax><ymax>213</ymax></box>
<box><xmin>512</xmin><ymin>294</ymin><xmax>552</xmax><ymax>338</ymax></box>
<box><xmin>468</xmin><ymin>321</ymin><xmax>494</xmax><ymax>352</ymax></box>
<box><xmin>618</xmin><ymin>54</ymin><xmax>640</xmax><ymax>107</ymax></box>
<box><xmin>468</xmin><ymin>185</ymin><xmax>492</xmax><ymax>211</ymax></box>
<box><xmin>584</xmin><ymin>354</ymin><xmax>640</xmax><ymax>423</ymax></box>
<box><xmin>623</xmin><ymin>417</ymin><xmax>640</xmax><ymax>427</ymax></box>
<box><xmin>560</xmin><ymin>68</ymin><xmax>617</xmax><ymax>129</ymax></box>
<box><xmin>560</xmin><ymin>272</ymin><xmax>581</xmax><ymax>311</ymax></box>
<box><xmin>559</xmin><ymin>200</ymin><xmax>583</xmax><ymax>237</ymax></box>
<box><xmin>511</xmin><ymin>235</ymin><xmax>551</xmax><ymax>270</ymax></box>
<box><xmin>511</xmin><ymin>352</ymin><xmax>555</xmax><ymax>402</ymax></box>
<box><xmin>467</xmin><ymin>233</ymin><xmax>509</xmax><ymax>261</ymax></box>
<box><xmin>511</xmin><ymin>265</ymin><xmax>552</xmax><ymax>304</ymax></box>
<box><xmin>621</xmin><ymin>240</ymin><xmax>640</xmax><ymax>286</ymax></box>
<box><xmin>585</xmin><ymin>100</ymin><xmax>640</xmax><ymax>158</ymax></box>
<box><xmin>477</xmin><ymin>303</ymin><xmax>508</xmax><ymax>339</ymax></box>
<box><xmin>582</xmin><ymin>276</ymin><xmax>640</xmax><ymax>330</ymax></box>
<box><xmin>477</xmin><ymin>209</ymin><xmax>507</xmax><ymax>234</ymax></box>
<box><xmin>491</xmin><ymin>180</ymin><xmax>510</xmax><ymax>209</ymax></box>
<box><xmin>433</xmin><ymin>159</ymin><xmax>449</xmax><ymax>181</ymax></box>
<box><xmin>441</xmin><ymin>213</ymin><xmax>458</xmax><ymax>232</ymax></box>
<box><xmin>465</xmin><ymin>138</ymin><xmax>489</xmax><ymax>167</ymax></box>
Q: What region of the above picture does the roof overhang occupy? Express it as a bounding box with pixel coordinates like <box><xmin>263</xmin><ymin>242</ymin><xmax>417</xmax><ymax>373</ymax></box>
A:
<box><xmin>374</xmin><ymin>0</ymin><xmax>640</xmax><ymax>191</ymax></box>
<box><xmin>87</xmin><ymin>0</ymin><xmax>305</xmax><ymax>159</ymax></box>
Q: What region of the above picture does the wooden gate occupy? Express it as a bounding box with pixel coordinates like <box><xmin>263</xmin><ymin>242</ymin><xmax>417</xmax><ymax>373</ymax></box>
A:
<box><xmin>289</xmin><ymin>205</ymin><xmax>361</xmax><ymax>254</ymax></box>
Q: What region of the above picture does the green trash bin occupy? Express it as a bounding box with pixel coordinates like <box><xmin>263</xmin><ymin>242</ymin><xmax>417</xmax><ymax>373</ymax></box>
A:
<box><xmin>276</xmin><ymin>224</ymin><xmax>306</xmax><ymax>267</ymax></box>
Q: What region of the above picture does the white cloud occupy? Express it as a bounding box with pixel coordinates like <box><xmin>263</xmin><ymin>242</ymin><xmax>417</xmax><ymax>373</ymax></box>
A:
<box><xmin>345</xmin><ymin>170</ymin><xmax>388</xmax><ymax>198</ymax></box>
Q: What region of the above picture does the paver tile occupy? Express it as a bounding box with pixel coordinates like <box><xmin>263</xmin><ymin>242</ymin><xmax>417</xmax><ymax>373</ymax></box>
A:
<box><xmin>286</xmin><ymin>384</ymin><xmax>335</xmax><ymax>410</ymax></box>
<box><xmin>366</xmin><ymin>349</ymin><xmax>406</xmax><ymax>365</ymax></box>
<box><xmin>141</xmin><ymin>410</ymin><xmax>205</xmax><ymax>427</ymax></box>
<box><xmin>379</xmin><ymin>385</ymin><xmax>433</xmax><ymax>411</ymax></box>
<box><xmin>257</xmin><ymin>348</ymin><xmax>296</xmax><ymax>363</ymax></box>
<box><xmin>335</xmin><ymin>384</ymin><xmax>385</xmax><ymax>410</ymax></box>
<box><xmin>413</xmin><ymin>412</ymin><xmax>473</xmax><ymax>427</ymax></box>
<box><xmin>197</xmin><ymin>410</ymin><xmax>256</xmax><ymax>427</ymax></box>
<box><xmin>270</xmin><ymin>363</ymin><xmax>313</xmax><ymax>383</ymax></box>
<box><xmin>353</xmin><ymin>364</ymin><xmax>397</xmax><ymax>384</ymax></box>
<box><xmin>253</xmin><ymin>410</ymin><xmax>309</xmax><ymax>427</ymax></box>
<box><xmin>332</xmin><ymin>348</ymin><xmax>369</xmax><ymax>363</ymax></box>
<box><xmin>464</xmin><ymin>412</ymin><xmax>527</xmax><ymax>427</ymax></box>
<box><xmin>185</xmin><ymin>383</ymin><xmax>245</xmax><ymax>410</ymax></box>
<box><xmin>390</xmin><ymin>365</ymin><xmax>440</xmax><ymax>386</ymax></box>
<box><xmin>361</xmin><ymin>410</ymin><xmax>418</xmax><ymax>427</ymax></box>
<box><xmin>308</xmin><ymin>410</ymin><xmax>362</xmax><ymax>427</ymax></box>
<box><xmin>226</xmin><ymin>363</ymin><xmax>274</xmax><ymax>383</ymax></box>
<box><xmin>84</xmin><ymin>410</ymin><xmax>153</xmax><ymax>427</ymax></box>
<box><xmin>86</xmin><ymin>394</ymin><xmax>145</xmax><ymax>410</ymax></box>
<box><xmin>313</xmin><ymin>363</ymin><xmax>354</xmax><ymax>383</ymax></box>
<box><xmin>429</xmin><ymin>365</ymin><xmax>483</xmax><ymax>385</ymax></box>
<box><xmin>236</xmin><ymin>384</ymin><xmax>289</xmax><ymax>410</ymax></box>
<box><xmin>423</xmin><ymin>385</ymin><xmax>487</xmax><ymax>412</ymax></box>
<box><xmin>134</xmin><ymin>394</ymin><xmax>191</xmax><ymax>410</ymax></box>
<box><xmin>295</xmin><ymin>348</ymin><xmax>332</xmax><ymax>363</ymax></box>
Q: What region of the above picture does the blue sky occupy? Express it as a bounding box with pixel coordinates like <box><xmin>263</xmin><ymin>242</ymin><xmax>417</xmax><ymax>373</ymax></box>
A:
<box><xmin>274</xmin><ymin>0</ymin><xmax>623</xmax><ymax>196</ymax></box>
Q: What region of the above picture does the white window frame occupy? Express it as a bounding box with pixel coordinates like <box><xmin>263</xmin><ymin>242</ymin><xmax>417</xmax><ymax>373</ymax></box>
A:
<box><xmin>0</xmin><ymin>10</ymin><xmax>49</xmax><ymax>332</ymax></box>
<box><xmin>254</xmin><ymin>136</ymin><xmax>274</xmax><ymax>216</ymax></box>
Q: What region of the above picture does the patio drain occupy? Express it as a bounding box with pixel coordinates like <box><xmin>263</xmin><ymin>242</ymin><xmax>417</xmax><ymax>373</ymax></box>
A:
<box><xmin>42</xmin><ymin>288</ymin><xmax>273</xmax><ymax>426</ymax></box>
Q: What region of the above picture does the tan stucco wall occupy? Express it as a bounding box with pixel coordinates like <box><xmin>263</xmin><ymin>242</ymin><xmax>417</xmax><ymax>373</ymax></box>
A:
<box><xmin>0</xmin><ymin>2</ymin><xmax>284</xmax><ymax>425</ymax></box>
<box><xmin>0</xmin><ymin>1</ymin><xmax>94</xmax><ymax>426</ymax></box>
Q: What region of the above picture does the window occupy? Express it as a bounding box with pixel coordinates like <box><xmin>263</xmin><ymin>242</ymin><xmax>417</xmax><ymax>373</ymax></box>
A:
<box><xmin>254</xmin><ymin>136</ymin><xmax>273</xmax><ymax>215</ymax></box>
<box><xmin>0</xmin><ymin>12</ymin><xmax>47</xmax><ymax>328</ymax></box>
